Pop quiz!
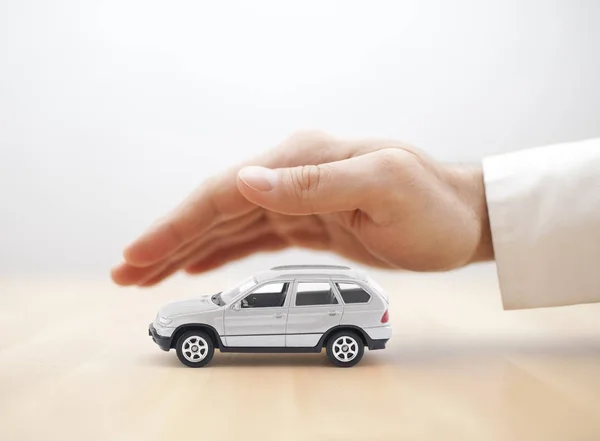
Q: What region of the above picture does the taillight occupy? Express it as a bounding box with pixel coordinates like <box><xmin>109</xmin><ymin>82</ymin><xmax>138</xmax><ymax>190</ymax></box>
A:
<box><xmin>381</xmin><ymin>309</ymin><xmax>389</xmax><ymax>323</ymax></box>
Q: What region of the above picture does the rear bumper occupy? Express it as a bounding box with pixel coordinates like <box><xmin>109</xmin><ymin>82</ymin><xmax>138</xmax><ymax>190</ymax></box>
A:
<box><xmin>368</xmin><ymin>338</ymin><xmax>388</xmax><ymax>350</ymax></box>
<box><xmin>149</xmin><ymin>323</ymin><xmax>172</xmax><ymax>351</ymax></box>
<box><xmin>364</xmin><ymin>325</ymin><xmax>392</xmax><ymax>341</ymax></box>
<box><xmin>364</xmin><ymin>325</ymin><xmax>391</xmax><ymax>350</ymax></box>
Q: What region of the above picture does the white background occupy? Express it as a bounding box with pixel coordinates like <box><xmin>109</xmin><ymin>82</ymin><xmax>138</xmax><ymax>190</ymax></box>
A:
<box><xmin>1</xmin><ymin>0</ymin><xmax>599</xmax><ymax>278</ymax></box>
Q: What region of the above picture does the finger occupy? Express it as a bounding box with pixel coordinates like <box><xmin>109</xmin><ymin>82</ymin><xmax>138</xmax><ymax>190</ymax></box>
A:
<box><xmin>122</xmin><ymin>172</ymin><xmax>253</xmax><ymax>268</ymax></box>
<box><xmin>121</xmin><ymin>132</ymin><xmax>342</xmax><ymax>268</ymax></box>
<box><xmin>172</xmin><ymin>220</ymin><xmax>275</xmax><ymax>274</ymax></box>
<box><xmin>184</xmin><ymin>233</ymin><xmax>289</xmax><ymax>275</ymax></box>
<box><xmin>111</xmin><ymin>262</ymin><xmax>155</xmax><ymax>286</ymax></box>
<box><xmin>158</xmin><ymin>209</ymin><xmax>265</xmax><ymax>266</ymax></box>
<box><xmin>139</xmin><ymin>212</ymin><xmax>331</xmax><ymax>285</ymax></box>
<box><xmin>236</xmin><ymin>151</ymin><xmax>392</xmax><ymax>216</ymax></box>
<box><xmin>137</xmin><ymin>261</ymin><xmax>185</xmax><ymax>287</ymax></box>
<box><xmin>142</xmin><ymin>233</ymin><xmax>288</xmax><ymax>286</ymax></box>
<box><xmin>136</xmin><ymin>216</ymin><xmax>272</xmax><ymax>286</ymax></box>
<box><xmin>113</xmin><ymin>211</ymin><xmax>267</xmax><ymax>286</ymax></box>
<box><xmin>112</xmin><ymin>210</ymin><xmax>264</xmax><ymax>285</ymax></box>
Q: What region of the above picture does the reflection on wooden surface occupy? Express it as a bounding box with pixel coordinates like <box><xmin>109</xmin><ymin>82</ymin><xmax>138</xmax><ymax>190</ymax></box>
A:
<box><xmin>1</xmin><ymin>265</ymin><xmax>599</xmax><ymax>441</ymax></box>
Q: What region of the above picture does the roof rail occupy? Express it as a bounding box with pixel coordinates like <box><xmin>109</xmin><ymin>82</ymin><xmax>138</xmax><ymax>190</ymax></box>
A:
<box><xmin>270</xmin><ymin>264</ymin><xmax>351</xmax><ymax>271</ymax></box>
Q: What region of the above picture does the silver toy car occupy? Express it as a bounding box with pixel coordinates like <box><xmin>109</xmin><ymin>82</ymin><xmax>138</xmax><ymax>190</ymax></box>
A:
<box><xmin>148</xmin><ymin>265</ymin><xmax>391</xmax><ymax>367</ymax></box>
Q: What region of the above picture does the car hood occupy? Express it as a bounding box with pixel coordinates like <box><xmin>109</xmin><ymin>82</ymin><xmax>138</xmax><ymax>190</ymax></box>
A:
<box><xmin>158</xmin><ymin>294</ymin><xmax>220</xmax><ymax>318</ymax></box>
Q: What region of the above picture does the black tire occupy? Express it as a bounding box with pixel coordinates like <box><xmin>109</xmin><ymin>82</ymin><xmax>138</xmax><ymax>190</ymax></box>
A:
<box><xmin>176</xmin><ymin>330</ymin><xmax>215</xmax><ymax>368</ymax></box>
<box><xmin>326</xmin><ymin>330</ymin><xmax>364</xmax><ymax>367</ymax></box>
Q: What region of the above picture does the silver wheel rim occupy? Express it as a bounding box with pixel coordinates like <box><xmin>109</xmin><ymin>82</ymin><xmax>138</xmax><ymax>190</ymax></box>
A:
<box><xmin>332</xmin><ymin>336</ymin><xmax>359</xmax><ymax>362</ymax></box>
<box><xmin>182</xmin><ymin>335</ymin><xmax>209</xmax><ymax>362</ymax></box>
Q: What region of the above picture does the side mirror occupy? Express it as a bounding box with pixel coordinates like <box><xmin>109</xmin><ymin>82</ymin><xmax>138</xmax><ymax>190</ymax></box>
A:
<box><xmin>232</xmin><ymin>302</ymin><xmax>241</xmax><ymax>311</ymax></box>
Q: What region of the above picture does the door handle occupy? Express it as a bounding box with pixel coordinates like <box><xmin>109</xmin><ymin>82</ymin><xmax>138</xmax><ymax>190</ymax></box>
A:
<box><xmin>274</xmin><ymin>313</ymin><xmax>284</xmax><ymax>319</ymax></box>
<box><xmin>328</xmin><ymin>310</ymin><xmax>337</xmax><ymax>316</ymax></box>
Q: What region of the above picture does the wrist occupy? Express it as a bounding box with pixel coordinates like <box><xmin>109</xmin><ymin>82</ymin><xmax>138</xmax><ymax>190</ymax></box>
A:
<box><xmin>468</xmin><ymin>166</ymin><xmax>494</xmax><ymax>262</ymax></box>
<box><xmin>448</xmin><ymin>165</ymin><xmax>494</xmax><ymax>263</ymax></box>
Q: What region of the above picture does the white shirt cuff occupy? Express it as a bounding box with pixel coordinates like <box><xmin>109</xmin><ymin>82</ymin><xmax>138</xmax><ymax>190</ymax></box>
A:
<box><xmin>482</xmin><ymin>138</ymin><xmax>600</xmax><ymax>309</ymax></box>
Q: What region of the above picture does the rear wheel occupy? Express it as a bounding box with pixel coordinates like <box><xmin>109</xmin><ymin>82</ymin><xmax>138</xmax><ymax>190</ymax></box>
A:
<box><xmin>176</xmin><ymin>330</ymin><xmax>214</xmax><ymax>368</ymax></box>
<box><xmin>326</xmin><ymin>331</ymin><xmax>364</xmax><ymax>367</ymax></box>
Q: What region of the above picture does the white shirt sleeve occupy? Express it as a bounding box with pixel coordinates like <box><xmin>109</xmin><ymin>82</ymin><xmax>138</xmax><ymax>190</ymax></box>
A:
<box><xmin>482</xmin><ymin>137</ymin><xmax>600</xmax><ymax>309</ymax></box>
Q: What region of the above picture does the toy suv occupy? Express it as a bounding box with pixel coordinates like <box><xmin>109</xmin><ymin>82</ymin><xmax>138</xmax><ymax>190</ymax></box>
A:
<box><xmin>148</xmin><ymin>265</ymin><xmax>391</xmax><ymax>367</ymax></box>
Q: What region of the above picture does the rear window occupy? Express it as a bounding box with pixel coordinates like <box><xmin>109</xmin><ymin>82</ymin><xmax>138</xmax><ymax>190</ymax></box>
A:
<box><xmin>335</xmin><ymin>282</ymin><xmax>371</xmax><ymax>304</ymax></box>
<box><xmin>366</xmin><ymin>276</ymin><xmax>389</xmax><ymax>302</ymax></box>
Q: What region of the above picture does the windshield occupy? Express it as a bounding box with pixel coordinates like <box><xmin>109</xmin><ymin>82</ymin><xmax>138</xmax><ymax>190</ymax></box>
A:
<box><xmin>219</xmin><ymin>276</ymin><xmax>258</xmax><ymax>305</ymax></box>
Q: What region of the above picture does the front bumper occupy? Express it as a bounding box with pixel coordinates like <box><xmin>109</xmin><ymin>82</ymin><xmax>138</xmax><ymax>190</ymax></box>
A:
<box><xmin>149</xmin><ymin>323</ymin><xmax>172</xmax><ymax>351</ymax></box>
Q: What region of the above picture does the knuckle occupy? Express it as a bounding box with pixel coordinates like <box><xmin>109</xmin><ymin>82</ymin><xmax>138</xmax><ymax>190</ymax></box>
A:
<box><xmin>372</xmin><ymin>148</ymin><xmax>423</xmax><ymax>180</ymax></box>
<box><xmin>288</xmin><ymin>164</ymin><xmax>323</xmax><ymax>200</ymax></box>
<box><xmin>274</xmin><ymin>130</ymin><xmax>341</xmax><ymax>166</ymax></box>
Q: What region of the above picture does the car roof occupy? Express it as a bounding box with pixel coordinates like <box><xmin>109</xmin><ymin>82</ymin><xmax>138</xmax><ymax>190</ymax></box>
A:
<box><xmin>254</xmin><ymin>265</ymin><xmax>368</xmax><ymax>283</ymax></box>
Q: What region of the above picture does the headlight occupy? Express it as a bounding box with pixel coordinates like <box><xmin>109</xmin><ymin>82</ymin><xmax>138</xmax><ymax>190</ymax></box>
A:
<box><xmin>158</xmin><ymin>316</ymin><xmax>173</xmax><ymax>326</ymax></box>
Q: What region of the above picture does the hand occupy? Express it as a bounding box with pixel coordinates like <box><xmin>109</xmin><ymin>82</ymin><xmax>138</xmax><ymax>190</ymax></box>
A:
<box><xmin>111</xmin><ymin>131</ymin><xmax>493</xmax><ymax>286</ymax></box>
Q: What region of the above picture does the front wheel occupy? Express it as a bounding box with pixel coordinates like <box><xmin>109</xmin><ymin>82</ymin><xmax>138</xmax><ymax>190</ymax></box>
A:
<box><xmin>176</xmin><ymin>330</ymin><xmax>214</xmax><ymax>368</ymax></box>
<box><xmin>326</xmin><ymin>331</ymin><xmax>364</xmax><ymax>367</ymax></box>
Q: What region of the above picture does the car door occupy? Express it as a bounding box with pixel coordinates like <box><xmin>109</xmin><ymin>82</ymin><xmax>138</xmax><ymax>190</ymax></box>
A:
<box><xmin>285</xmin><ymin>280</ymin><xmax>343</xmax><ymax>347</ymax></box>
<box><xmin>223</xmin><ymin>281</ymin><xmax>291</xmax><ymax>347</ymax></box>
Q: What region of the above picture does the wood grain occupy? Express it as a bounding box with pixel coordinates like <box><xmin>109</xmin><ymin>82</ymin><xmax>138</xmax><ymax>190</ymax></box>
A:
<box><xmin>1</xmin><ymin>264</ymin><xmax>599</xmax><ymax>441</ymax></box>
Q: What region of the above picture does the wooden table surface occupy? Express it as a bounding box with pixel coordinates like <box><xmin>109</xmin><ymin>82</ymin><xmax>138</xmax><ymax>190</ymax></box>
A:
<box><xmin>1</xmin><ymin>264</ymin><xmax>599</xmax><ymax>441</ymax></box>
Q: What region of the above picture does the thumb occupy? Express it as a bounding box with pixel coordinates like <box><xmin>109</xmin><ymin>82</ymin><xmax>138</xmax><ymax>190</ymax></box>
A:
<box><xmin>236</xmin><ymin>155</ymin><xmax>380</xmax><ymax>215</ymax></box>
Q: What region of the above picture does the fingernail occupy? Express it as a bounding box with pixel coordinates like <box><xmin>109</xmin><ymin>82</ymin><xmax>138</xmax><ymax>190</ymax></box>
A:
<box><xmin>238</xmin><ymin>166</ymin><xmax>277</xmax><ymax>192</ymax></box>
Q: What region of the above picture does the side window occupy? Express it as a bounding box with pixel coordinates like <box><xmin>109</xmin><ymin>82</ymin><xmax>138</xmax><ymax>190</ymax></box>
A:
<box><xmin>241</xmin><ymin>282</ymin><xmax>288</xmax><ymax>308</ymax></box>
<box><xmin>335</xmin><ymin>282</ymin><xmax>371</xmax><ymax>304</ymax></box>
<box><xmin>295</xmin><ymin>282</ymin><xmax>338</xmax><ymax>306</ymax></box>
